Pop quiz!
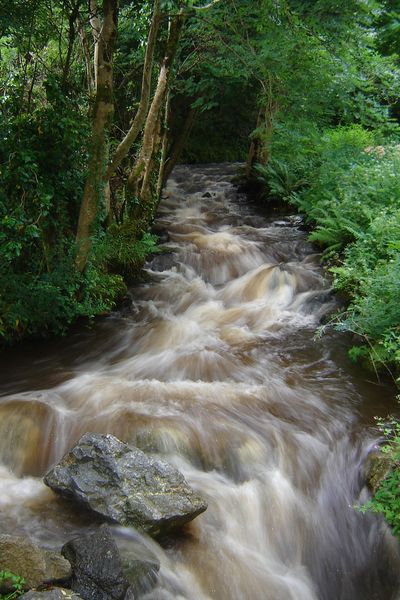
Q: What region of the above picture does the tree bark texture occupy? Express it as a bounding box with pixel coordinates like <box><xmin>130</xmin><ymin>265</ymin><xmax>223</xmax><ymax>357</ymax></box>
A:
<box><xmin>75</xmin><ymin>0</ymin><xmax>118</xmax><ymax>272</ymax></box>
<box><xmin>160</xmin><ymin>104</ymin><xmax>197</xmax><ymax>189</ymax></box>
<box><xmin>126</xmin><ymin>14</ymin><xmax>185</xmax><ymax>221</ymax></box>
<box><xmin>61</xmin><ymin>1</ymin><xmax>80</xmax><ymax>91</ymax></box>
<box><xmin>105</xmin><ymin>0</ymin><xmax>161</xmax><ymax>181</ymax></box>
<box><xmin>89</xmin><ymin>0</ymin><xmax>101</xmax><ymax>90</ymax></box>
<box><xmin>77</xmin><ymin>17</ymin><xmax>95</xmax><ymax>96</ymax></box>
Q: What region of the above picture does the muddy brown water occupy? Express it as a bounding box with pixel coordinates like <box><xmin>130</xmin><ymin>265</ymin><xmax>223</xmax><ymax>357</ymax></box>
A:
<box><xmin>0</xmin><ymin>164</ymin><xmax>399</xmax><ymax>599</ymax></box>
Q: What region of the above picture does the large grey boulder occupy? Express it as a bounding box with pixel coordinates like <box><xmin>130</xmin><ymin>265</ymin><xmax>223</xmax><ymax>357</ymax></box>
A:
<box><xmin>44</xmin><ymin>433</ymin><xmax>207</xmax><ymax>537</ymax></box>
<box><xmin>0</xmin><ymin>534</ymin><xmax>71</xmax><ymax>589</ymax></box>
<box><xmin>21</xmin><ymin>590</ymin><xmax>81</xmax><ymax>600</ymax></box>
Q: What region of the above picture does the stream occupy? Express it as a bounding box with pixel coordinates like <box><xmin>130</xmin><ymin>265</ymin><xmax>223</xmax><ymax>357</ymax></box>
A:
<box><xmin>0</xmin><ymin>164</ymin><xmax>400</xmax><ymax>599</ymax></box>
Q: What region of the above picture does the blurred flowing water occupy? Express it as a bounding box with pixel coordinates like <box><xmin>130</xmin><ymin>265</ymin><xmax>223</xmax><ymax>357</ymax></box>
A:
<box><xmin>0</xmin><ymin>164</ymin><xmax>399</xmax><ymax>599</ymax></box>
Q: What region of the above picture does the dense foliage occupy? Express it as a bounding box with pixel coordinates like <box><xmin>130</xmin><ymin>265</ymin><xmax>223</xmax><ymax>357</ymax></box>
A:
<box><xmin>0</xmin><ymin>570</ymin><xmax>25</xmax><ymax>600</ymax></box>
<box><xmin>258</xmin><ymin>126</ymin><xmax>400</xmax><ymax>378</ymax></box>
<box><xmin>0</xmin><ymin>0</ymin><xmax>170</xmax><ymax>341</ymax></box>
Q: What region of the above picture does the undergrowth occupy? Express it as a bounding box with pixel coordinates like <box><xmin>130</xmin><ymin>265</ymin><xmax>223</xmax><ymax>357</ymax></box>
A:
<box><xmin>0</xmin><ymin>80</ymin><xmax>159</xmax><ymax>344</ymax></box>
<box><xmin>360</xmin><ymin>418</ymin><xmax>400</xmax><ymax>537</ymax></box>
<box><xmin>255</xmin><ymin>124</ymin><xmax>400</xmax><ymax>377</ymax></box>
<box><xmin>0</xmin><ymin>571</ymin><xmax>25</xmax><ymax>600</ymax></box>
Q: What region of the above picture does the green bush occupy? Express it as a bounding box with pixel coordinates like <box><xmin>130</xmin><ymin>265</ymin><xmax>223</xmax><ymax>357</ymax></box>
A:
<box><xmin>292</xmin><ymin>126</ymin><xmax>379</xmax><ymax>253</ymax></box>
<box><xmin>254</xmin><ymin>159</ymin><xmax>307</xmax><ymax>202</ymax></box>
<box><xmin>93</xmin><ymin>224</ymin><xmax>159</xmax><ymax>281</ymax></box>
<box><xmin>0</xmin><ymin>258</ymin><xmax>127</xmax><ymax>341</ymax></box>
<box><xmin>361</xmin><ymin>419</ymin><xmax>400</xmax><ymax>537</ymax></box>
<box><xmin>253</xmin><ymin>118</ymin><xmax>322</xmax><ymax>202</ymax></box>
<box><xmin>0</xmin><ymin>570</ymin><xmax>25</xmax><ymax>600</ymax></box>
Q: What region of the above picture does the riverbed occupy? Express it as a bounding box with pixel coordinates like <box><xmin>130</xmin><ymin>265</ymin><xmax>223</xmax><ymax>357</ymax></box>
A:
<box><xmin>0</xmin><ymin>164</ymin><xmax>399</xmax><ymax>600</ymax></box>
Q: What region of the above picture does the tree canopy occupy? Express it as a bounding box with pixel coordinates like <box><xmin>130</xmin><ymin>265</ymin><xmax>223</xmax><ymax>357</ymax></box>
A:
<box><xmin>0</xmin><ymin>0</ymin><xmax>399</xmax><ymax>349</ymax></box>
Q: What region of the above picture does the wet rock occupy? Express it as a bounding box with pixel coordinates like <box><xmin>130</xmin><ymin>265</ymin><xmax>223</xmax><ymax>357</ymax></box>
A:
<box><xmin>147</xmin><ymin>252</ymin><xmax>176</xmax><ymax>272</ymax></box>
<box><xmin>62</xmin><ymin>528</ymin><xmax>129</xmax><ymax>600</ymax></box>
<box><xmin>150</xmin><ymin>225</ymin><xmax>169</xmax><ymax>244</ymax></box>
<box><xmin>364</xmin><ymin>451</ymin><xmax>394</xmax><ymax>495</ymax></box>
<box><xmin>202</xmin><ymin>191</ymin><xmax>212</xmax><ymax>198</ymax></box>
<box><xmin>44</xmin><ymin>433</ymin><xmax>207</xmax><ymax>537</ymax></box>
<box><xmin>21</xmin><ymin>589</ymin><xmax>81</xmax><ymax>600</ymax></box>
<box><xmin>122</xmin><ymin>558</ymin><xmax>158</xmax><ymax>598</ymax></box>
<box><xmin>116</xmin><ymin>532</ymin><xmax>160</xmax><ymax>598</ymax></box>
<box><xmin>0</xmin><ymin>534</ymin><xmax>71</xmax><ymax>589</ymax></box>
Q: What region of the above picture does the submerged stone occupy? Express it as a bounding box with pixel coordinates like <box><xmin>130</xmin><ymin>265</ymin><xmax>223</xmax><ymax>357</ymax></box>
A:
<box><xmin>44</xmin><ymin>433</ymin><xmax>207</xmax><ymax>537</ymax></box>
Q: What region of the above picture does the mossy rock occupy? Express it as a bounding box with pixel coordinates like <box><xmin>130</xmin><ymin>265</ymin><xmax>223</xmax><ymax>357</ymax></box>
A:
<box><xmin>364</xmin><ymin>451</ymin><xmax>395</xmax><ymax>495</ymax></box>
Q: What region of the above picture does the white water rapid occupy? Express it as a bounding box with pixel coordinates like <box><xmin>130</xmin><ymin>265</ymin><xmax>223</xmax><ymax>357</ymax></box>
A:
<box><xmin>0</xmin><ymin>164</ymin><xmax>399</xmax><ymax>600</ymax></box>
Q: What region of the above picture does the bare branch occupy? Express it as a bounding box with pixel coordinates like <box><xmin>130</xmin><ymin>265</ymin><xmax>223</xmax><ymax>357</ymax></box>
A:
<box><xmin>193</xmin><ymin>0</ymin><xmax>221</xmax><ymax>10</ymax></box>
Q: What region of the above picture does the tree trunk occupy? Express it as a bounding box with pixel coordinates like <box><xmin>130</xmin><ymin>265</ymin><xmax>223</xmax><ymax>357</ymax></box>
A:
<box><xmin>77</xmin><ymin>17</ymin><xmax>95</xmax><ymax>96</ymax></box>
<box><xmin>246</xmin><ymin>107</ymin><xmax>263</xmax><ymax>177</ymax></box>
<box><xmin>75</xmin><ymin>0</ymin><xmax>118</xmax><ymax>272</ymax></box>
<box><xmin>156</xmin><ymin>89</ymin><xmax>171</xmax><ymax>196</ymax></box>
<box><xmin>125</xmin><ymin>13</ymin><xmax>185</xmax><ymax>221</ymax></box>
<box><xmin>89</xmin><ymin>0</ymin><xmax>101</xmax><ymax>90</ymax></box>
<box><xmin>105</xmin><ymin>0</ymin><xmax>161</xmax><ymax>181</ymax></box>
<box><xmin>61</xmin><ymin>1</ymin><xmax>80</xmax><ymax>91</ymax></box>
<box><xmin>161</xmin><ymin>104</ymin><xmax>197</xmax><ymax>189</ymax></box>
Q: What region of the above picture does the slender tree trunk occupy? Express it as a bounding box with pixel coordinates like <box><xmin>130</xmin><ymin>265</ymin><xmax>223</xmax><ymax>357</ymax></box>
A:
<box><xmin>156</xmin><ymin>89</ymin><xmax>171</xmax><ymax>196</ymax></box>
<box><xmin>61</xmin><ymin>1</ymin><xmax>80</xmax><ymax>91</ymax></box>
<box><xmin>246</xmin><ymin>82</ymin><xmax>278</xmax><ymax>177</ymax></box>
<box><xmin>246</xmin><ymin>107</ymin><xmax>263</xmax><ymax>177</ymax></box>
<box><xmin>126</xmin><ymin>63</ymin><xmax>168</xmax><ymax>199</ymax></box>
<box><xmin>125</xmin><ymin>13</ymin><xmax>185</xmax><ymax>220</ymax></box>
<box><xmin>89</xmin><ymin>0</ymin><xmax>101</xmax><ymax>90</ymax></box>
<box><xmin>27</xmin><ymin>60</ymin><xmax>38</xmax><ymax>113</ymax></box>
<box><xmin>105</xmin><ymin>0</ymin><xmax>161</xmax><ymax>181</ymax></box>
<box><xmin>161</xmin><ymin>104</ymin><xmax>197</xmax><ymax>188</ymax></box>
<box><xmin>75</xmin><ymin>0</ymin><xmax>118</xmax><ymax>272</ymax></box>
<box><xmin>77</xmin><ymin>17</ymin><xmax>95</xmax><ymax>96</ymax></box>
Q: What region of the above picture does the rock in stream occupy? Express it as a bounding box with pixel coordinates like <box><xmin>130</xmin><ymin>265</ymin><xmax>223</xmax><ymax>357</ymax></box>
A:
<box><xmin>43</xmin><ymin>433</ymin><xmax>207</xmax><ymax>537</ymax></box>
<box><xmin>0</xmin><ymin>534</ymin><xmax>71</xmax><ymax>589</ymax></box>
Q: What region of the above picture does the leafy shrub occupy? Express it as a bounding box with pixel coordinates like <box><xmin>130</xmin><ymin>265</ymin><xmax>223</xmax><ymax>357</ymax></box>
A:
<box><xmin>269</xmin><ymin>118</ymin><xmax>322</xmax><ymax>178</ymax></box>
<box><xmin>254</xmin><ymin>159</ymin><xmax>307</xmax><ymax>201</ymax></box>
<box><xmin>93</xmin><ymin>224</ymin><xmax>159</xmax><ymax>281</ymax></box>
<box><xmin>334</xmin><ymin>252</ymin><xmax>400</xmax><ymax>373</ymax></box>
<box><xmin>0</xmin><ymin>258</ymin><xmax>127</xmax><ymax>341</ymax></box>
<box><xmin>0</xmin><ymin>570</ymin><xmax>25</xmax><ymax>600</ymax></box>
<box><xmin>253</xmin><ymin>118</ymin><xmax>321</xmax><ymax>202</ymax></box>
<box><xmin>361</xmin><ymin>419</ymin><xmax>400</xmax><ymax>537</ymax></box>
<box><xmin>293</xmin><ymin>126</ymin><xmax>380</xmax><ymax>254</ymax></box>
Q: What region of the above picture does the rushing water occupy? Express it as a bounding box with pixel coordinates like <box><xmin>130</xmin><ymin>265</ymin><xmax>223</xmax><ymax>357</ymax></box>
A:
<box><xmin>0</xmin><ymin>164</ymin><xmax>399</xmax><ymax>600</ymax></box>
